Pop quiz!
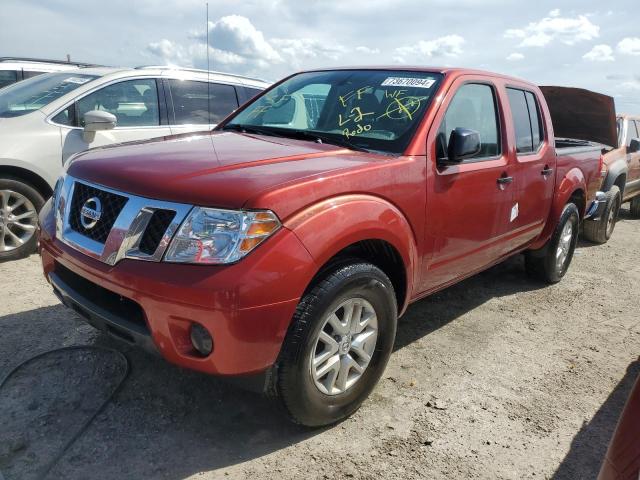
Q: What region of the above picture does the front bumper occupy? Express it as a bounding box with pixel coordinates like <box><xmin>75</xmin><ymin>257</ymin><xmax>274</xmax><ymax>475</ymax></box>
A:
<box><xmin>584</xmin><ymin>191</ymin><xmax>608</xmax><ymax>221</ymax></box>
<box><xmin>39</xmin><ymin>201</ymin><xmax>318</xmax><ymax>376</ymax></box>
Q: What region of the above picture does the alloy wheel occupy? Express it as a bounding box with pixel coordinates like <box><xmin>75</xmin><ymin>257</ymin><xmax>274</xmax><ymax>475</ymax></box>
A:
<box><xmin>310</xmin><ymin>298</ymin><xmax>378</xmax><ymax>395</ymax></box>
<box><xmin>0</xmin><ymin>190</ymin><xmax>38</xmax><ymax>253</ymax></box>
<box><xmin>605</xmin><ymin>197</ymin><xmax>619</xmax><ymax>237</ymax></box>
<box><xmin>555</xmin><ymin>221</ymin><xmax>573</xmax><ymax>272</ymax></box>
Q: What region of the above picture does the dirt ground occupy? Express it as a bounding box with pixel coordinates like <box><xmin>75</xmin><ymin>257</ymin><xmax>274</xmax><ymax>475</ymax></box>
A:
<box><xmin>1</xmin><ymin>206</ymin><xmax>639</xmax><ymax>480</ymax></box>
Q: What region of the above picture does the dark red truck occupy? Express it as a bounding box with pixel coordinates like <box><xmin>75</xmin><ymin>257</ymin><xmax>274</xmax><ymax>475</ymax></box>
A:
<box><xmin>38</xmin><ymin>67</ymin><xmax>615</xmax><ymax>426</ymax></box>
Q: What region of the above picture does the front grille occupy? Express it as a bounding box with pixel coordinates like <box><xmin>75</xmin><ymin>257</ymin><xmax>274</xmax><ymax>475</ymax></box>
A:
<box><xmin>138</xmin><ymin>209</ymin><xmax>176</xmax><ymax>255</ymax></box>
<box><xmin>69</xmin><ymin>182</ymin><xmax>128</xmax><ymax>243</ymax></box>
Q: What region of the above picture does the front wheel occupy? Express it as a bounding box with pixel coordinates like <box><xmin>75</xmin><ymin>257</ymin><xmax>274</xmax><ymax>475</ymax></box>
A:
<box><xmin>274</xmin><ymin>262</ymin><xmax>397</xmax><ymax>427</ymax></box>
<box><xmin>0</xmin><ymin>178</ymin><xmax>44</xmax><ymax>262</ymax></box>
<box><xmin>525</xmin><ymin>202</ymin><xmax>580</xmax><ymax>284</ymax></box>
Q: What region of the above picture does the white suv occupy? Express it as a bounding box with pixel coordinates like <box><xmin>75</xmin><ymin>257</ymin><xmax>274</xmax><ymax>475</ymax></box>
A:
<box><xmin>0</xmin><ymin>57</ymin><xmax>99</xmax><ymax>89</ymax></box>
<box><xmin>0</xmin><ymin>66</ymin><xmax>269</xmax><ymax>260</ymax></box>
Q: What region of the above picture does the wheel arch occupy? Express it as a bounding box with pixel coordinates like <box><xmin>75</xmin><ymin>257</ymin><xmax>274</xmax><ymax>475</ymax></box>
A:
<box><xmin>0</xmin><ymin>165</ymin><xmax>53</xmax><ymax>199</ymax></box>
<box><xmin>529</xmin><ymin>169</ymin><xmax>587</xmax><ymax>250</ymax></box>
<box><xmin>602</xmin><ymin>158</ymin><xmax>628</xmax><ymax>198</ymax></box>
<box><xmin>285</xmin><ymin>195</ymin><xmax>418</xmax><ymax>315</ymax></box>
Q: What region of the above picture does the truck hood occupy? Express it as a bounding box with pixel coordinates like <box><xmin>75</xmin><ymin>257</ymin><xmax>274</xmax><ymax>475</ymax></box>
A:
<box><xmin>539</xmin><ymin>86</ymin><xmax>617</xmax><ymax>148</ymax></box>
<box><xmin>67</xmin><ymin>131</ymin><xmax>382</xmax><ymax>210</ymax></box>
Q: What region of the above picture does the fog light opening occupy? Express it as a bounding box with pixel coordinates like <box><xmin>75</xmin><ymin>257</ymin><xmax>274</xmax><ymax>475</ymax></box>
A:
<box><xmin>190</xmin><ymin>323</ymin><xmax>213</xmax><ymax>357</ymax></box>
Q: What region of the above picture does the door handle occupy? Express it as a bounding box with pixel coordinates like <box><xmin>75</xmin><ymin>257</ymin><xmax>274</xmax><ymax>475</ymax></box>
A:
<box><xmin>541</xmin><ymin>166</ymin><xmax>553</xmax><ymax>176</ymax></box>
<box><xmin>497</xmin><ymin>175</ymin><xmax>513</xmax><ymax>185</ymax></box>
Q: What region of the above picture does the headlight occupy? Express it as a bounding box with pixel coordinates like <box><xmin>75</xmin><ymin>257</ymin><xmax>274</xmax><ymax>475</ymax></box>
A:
<box><xmin>52</xmin><ymin>175</ymin><xmax>64</xmax><ymax>218</ymax></box>
<box><xmin>164</xmin><ymin>207</ymin><xmax>281</xmax><ymax>264</ymax></box>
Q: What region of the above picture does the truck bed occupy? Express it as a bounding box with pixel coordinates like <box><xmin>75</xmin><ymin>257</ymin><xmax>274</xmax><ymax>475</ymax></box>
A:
<box><xmin>554</xmin><ymin>137</ymin><xmax>603</xmax><ymax>212</ymax></box>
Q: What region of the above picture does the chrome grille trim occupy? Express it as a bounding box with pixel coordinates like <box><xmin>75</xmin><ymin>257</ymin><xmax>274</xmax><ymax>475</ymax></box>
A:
<box><xmin>57</xmin><ymin>175</ymin><xmax>193</xmax><ymax>266</ymax></box>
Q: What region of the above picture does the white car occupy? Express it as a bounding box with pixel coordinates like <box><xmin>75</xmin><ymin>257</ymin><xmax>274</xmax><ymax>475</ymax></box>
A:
<box><xmin>0</xmin><ymin>57</ymin><xmax>99</xmax><ymax>89</ymax></box>
<box><xmin>0</xmin><ymin>66</ymin><xmax>269</xmax><ymax>260</ymax></box>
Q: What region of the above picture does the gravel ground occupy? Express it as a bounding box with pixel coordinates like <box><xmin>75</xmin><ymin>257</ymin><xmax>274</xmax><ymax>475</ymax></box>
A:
<box><xmin>1</xmin><ymin>206</ymin><xmax>639</xmax><ymax>480</ymax></box>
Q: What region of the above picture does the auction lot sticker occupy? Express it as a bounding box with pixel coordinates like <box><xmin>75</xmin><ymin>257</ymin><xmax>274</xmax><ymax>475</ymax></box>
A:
<box><xmin>381</xmin><ymin>77</ymin><xmax>436</xmax><ymax>89</ymax></box>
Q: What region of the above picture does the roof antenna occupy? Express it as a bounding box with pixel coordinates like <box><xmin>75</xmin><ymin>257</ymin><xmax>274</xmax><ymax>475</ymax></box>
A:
<box><xmin>206</xmin><ymin>2</ymin><xmax>211</xmax><ymax>128</ymax></box>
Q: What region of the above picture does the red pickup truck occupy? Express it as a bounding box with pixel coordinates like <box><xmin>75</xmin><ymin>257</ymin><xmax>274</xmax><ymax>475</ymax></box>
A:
<box><xmin>38</xmin><ymin>67</ymin><xmax>614</xmax><ymax>426</ymax></box>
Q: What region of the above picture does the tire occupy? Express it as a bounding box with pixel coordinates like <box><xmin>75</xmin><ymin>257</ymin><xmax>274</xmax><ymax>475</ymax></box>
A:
<box><xmin>525</xmin><ymin>202</ymin><xmax>580</xmax><ymax>284</ymax></box>
<box><xmin>0</xmin><ymin>177</ymin><xmax>45</xmax><ymax>262</ymax></box>
<box><xmin>274</xmin><ymin>262</ymin><xmax>397</xmax><ymax>427</ymax></box>
<box><xmin>582</xmin><ymin>186</ymin><xmax>621</xmax><ymax>244</ymax></box>
<box><xmin>630</xmin><ymin>196</ymin><xmax>640</xmax><ymax>218</ymax></box>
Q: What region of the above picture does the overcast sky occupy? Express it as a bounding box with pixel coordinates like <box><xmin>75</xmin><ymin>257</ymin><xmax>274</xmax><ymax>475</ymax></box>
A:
<box><xmin>2</xmin><ymin>0</ymin><xmax>639</xmax><ymax>113</ymax></box>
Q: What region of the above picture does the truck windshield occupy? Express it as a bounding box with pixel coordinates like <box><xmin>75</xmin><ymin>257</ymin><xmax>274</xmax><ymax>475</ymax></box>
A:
<box><xmin>0</xmin><ymin>72</ymin><xmax>98</xmax><ymax>118</ymax></box>
<box><xmin>223</xmin><ymin>70</ymin><xmax>443</xmax><ymax>154</ymax></box>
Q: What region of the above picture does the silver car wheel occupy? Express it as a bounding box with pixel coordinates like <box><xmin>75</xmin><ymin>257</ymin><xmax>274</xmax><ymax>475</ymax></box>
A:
<box><xmin>0</xmin><ymin>190</ymin><xmax>38</xmax><ymax>252</ymax></box>
<box><xmin>310</xmin><ymin>297</ymin><xmax>378</xmax><ymax>396</ymax></box>
<box><xmin>555</xmin><ymin>221</ymin><xmax>573</xmax><ymax>272</ymax></box>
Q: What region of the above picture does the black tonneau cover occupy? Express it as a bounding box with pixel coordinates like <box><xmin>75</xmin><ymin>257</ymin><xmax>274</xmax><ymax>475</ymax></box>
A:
<box><xmin>539</xmin><ymin>86</ymin><xmax>617</xmax><ymax>148</ymax></box>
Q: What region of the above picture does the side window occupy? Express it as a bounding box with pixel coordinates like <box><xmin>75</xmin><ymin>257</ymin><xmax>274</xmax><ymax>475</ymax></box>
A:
<box><xmin>633</xmin><ymin>121</ymin><xmax>640</xmax><ymax>141</ymax></box>
<box><xmin>52</xmin><ymin>104</ymin><xmax>76</xmax><ymax>126</ymax></box>
<box><xmin>23</xmin><ymin>71</ymin><xmax>45</xmax><ymax>80</ymax></box>
<box><xmin>507</xmin><ymin>88</ymin><xmax>543</xmax><ymax>154</ymax></box>
<box><xmin>525</xmin><ymin>91</ymin><xmax>543</xmax><ymax>149</ymax></box>
<box><xmin>76</xmin><ymin>79</ymin><xmax>160</xmax><ymax>127</ymax></box>
<box><xmin>244</xmin><ymin>87</ymin><xmax>262</xmax><ymax>101</ymax></box>
<box><xmin>0</xmin><ymin>70</ymin><xmax>18</xmax><ymax>89</ymax></box>
<box><xmin>617</xmin><ymin>118</ymin><xmax>623</xmax><ymax>147</ymax></box>
<box><xmin>168</xmin><ymin>80</ymin><xmax>239</xmax><ymax>125</ymax></box>
<box><xmin>437</xmin><ymin>83</ymin><xmax>500</xmax><ymax>161</ymax></box>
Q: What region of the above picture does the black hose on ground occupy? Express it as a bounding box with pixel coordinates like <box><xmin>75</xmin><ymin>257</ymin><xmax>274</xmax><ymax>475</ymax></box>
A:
<box><xmin>0</xmin><ymin>346</ymin><xmax>130</xmax><ymax>480</ymax></box>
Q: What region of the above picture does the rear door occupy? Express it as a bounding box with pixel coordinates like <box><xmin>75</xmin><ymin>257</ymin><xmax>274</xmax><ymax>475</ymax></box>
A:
<box><xmin>627</xmin><ymin>120</ymin><xmax>640</xmax><ymax>193</ymax></box>
<box><xmin>505</xmin><ymin>87</ymin><xmax>555</xmax><ymax>245</ymax></box>
<box><xmin>165</xmin><ymin>79</ymin><xmax>239</xmax><ymax>135</ymax></box>
<box><xmin>58</xmin><ymin>78</ymin><xmax>172</xmax><ymax>162</ymax></box>
<box><xmin>424</xmin><ymin>79</ymin><xmax>515</xmax><ymax>289</ymax></box>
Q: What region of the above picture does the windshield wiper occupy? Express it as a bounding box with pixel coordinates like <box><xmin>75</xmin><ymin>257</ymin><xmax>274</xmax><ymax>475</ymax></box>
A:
<box><xmin>223</xmin><ymin>124</ymin><xmax>370</xmax><ymax>153</ymax></box>
<box><xmin>222</xmin><ymin>124</ymin><xmax>281</xmax><ymax>137</ymax></box>
<box><xmin>283</xmin><ymin>129</ymin><xmax>370</xmax><ymax>153</ymax></box>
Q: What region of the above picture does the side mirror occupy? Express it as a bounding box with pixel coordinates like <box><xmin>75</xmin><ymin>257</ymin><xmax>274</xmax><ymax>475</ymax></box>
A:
<box><xmin>82</xmin><ymin>110</ymin><xmax>116</xmax><ymax>142</ymax></box>
<box><xmin>446</xmin><ymin>128</ymin><xmax>481</xmax><ymax>163</ymax></box>
<box><xmin>629</xmin><ymin>138</ymin><xmax>640</xmax><ymax>154</ymax></box>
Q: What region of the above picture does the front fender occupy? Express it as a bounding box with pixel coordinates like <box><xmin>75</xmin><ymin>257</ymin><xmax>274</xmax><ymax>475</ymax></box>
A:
<box><xmin>284</xmin><ymin>194</ymin><xmax>418</xmax><ymax>310</ymax></box>
<box><xmin>530</xmin><ymin>168</ymin><xmax>586</xmax><ymax>250</ymax></box>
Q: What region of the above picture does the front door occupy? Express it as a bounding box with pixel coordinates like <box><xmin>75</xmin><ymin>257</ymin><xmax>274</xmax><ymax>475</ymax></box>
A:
<box><xmin>61</xmin><ymin>78</ymin><xmax>172</xmax><ymax>163</ymax></box>
<box><xmin>423</xmin><ymin>80</ymin><xmax>515</xmax><ymax>291</ymax></box>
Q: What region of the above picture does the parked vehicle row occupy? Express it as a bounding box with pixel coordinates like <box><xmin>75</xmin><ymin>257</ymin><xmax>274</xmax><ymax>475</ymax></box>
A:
<box><xmin>37</xmin><ymin>66</ymin><xmax>618</xmax><ymax>426</ymax></box>
<box><xmin>0</xmin><ymin>66</ymin><xmax>269</xmax><ymax>260</ymax></box>
<box><xmin>0</xmin><ymin>57</ymin><xmax>99</xmax><ymax>89</ymax></box>
<box><xmin>582</xmin><ymin>113</ymin><xmax>640</xmax><ymax>243</ymax></box>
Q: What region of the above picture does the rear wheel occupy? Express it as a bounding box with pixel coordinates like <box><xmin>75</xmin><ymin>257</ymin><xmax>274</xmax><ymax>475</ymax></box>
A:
<box><xmin>525</xmin><ymin>202</ymin><xmax>580</xmax><ymax>284</ymax></box>
<box><xmin>274</xmin><ymin>262</ymin><xmax>397</xmax><ymax>427</ymax></box>
<box><xmin>0</xmin><ymin>178</ymin><xmax>44</xmax><ymax>262</ymax></box>
<box><xmin>582</xmin><ymin>186</ymin><xmax>621</xmax><ymax>244</ymax></box>
<box><xmin>630</xmin><ymin>196</ymin><xmax>640</xmax><ymax>218</ymax></box>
